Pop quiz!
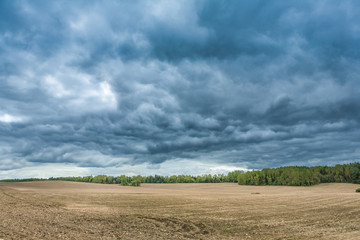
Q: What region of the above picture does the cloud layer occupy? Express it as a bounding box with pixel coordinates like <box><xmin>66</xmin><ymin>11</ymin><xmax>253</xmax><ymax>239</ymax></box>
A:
<box><xmin>1</xmin><ymin>0</ymin><xmax>360</xmax><ymax>178</ymax></box>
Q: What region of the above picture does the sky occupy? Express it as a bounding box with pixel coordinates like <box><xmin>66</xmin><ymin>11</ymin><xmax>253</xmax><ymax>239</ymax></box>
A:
<box><xmin>1</xmin><ymin>0</ymin><xmax>360</xmax><ymax>179</ymax></box>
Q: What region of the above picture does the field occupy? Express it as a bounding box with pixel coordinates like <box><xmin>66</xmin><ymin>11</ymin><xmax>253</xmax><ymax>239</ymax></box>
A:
<box><xmin>0</xmin><ymin>181</ymin><xmax>359</xmax><ymax>239</ymax></box>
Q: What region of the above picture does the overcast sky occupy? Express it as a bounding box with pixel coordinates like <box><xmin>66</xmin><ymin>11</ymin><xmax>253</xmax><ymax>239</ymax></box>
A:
<box><xmin>1</xmin><ymin>0</ymin><xmax>360</xmax><ymax>179</ymax></box>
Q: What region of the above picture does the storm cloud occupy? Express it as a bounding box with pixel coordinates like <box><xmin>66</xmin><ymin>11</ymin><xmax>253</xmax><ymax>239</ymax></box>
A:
<box><xmin>1</xmin><ymin>0</ymin><xmax>360</xmax><ymax>178</ymax></box>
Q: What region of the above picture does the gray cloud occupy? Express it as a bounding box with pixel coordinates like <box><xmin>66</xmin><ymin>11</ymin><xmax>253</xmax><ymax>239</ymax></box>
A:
<box><xmin>1</xmin><ymin>0</ymin><xmax>360</xmax><ymax>178</ymax></box>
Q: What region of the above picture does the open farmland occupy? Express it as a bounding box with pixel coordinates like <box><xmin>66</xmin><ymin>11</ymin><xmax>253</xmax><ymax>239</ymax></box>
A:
<box><xmin>0</xmin><ymin>181</ymin><xmax>359</xmax><ymax>239</ymax></box>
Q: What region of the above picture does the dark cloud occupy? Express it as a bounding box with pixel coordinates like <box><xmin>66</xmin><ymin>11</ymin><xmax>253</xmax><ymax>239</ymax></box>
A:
<box><xmin>1</xmin><ymin>0</ymin><xmax>360</xmax><ymax>178</ymax></box>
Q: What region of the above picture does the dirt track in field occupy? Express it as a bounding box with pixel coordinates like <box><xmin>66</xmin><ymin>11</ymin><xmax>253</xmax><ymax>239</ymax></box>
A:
<box><xmin>0</xmin><ymin>181</ymin><xmax>359</xmax><ymax>239</ymax></box>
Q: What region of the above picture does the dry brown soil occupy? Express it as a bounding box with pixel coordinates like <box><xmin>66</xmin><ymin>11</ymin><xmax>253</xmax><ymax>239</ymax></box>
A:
<box><xmin>0</xmin><ymin>181</ymin><xmax>359</xmax><ymax>239</ymax></box>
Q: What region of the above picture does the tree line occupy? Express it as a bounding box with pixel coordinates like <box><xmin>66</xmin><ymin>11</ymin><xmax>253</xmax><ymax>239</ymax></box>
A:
<box><xmin>0</xmin><ymin>171</ymin><xmax>243</xmax><ymax>186</ymax></box>
<box><xmin>238</xmin><ymin>163</ymin><xmax>360</xmax><ymax>186</ymax></box>
<box><xmin>46</xmin><ymin>171</ymin><xmax>242</xmax><ymax>185</ymax></box>
<box><xmin>1</xmin><ymin>163</ymin><xmax>359</xmax><ymax>187</ymax></box>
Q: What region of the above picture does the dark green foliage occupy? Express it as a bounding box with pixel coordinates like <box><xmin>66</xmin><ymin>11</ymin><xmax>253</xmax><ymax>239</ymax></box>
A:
<box><xmin>227</xmin><ymin>170</ymin><xmax>243</xmax><ymax>182</ymax></box>
<box><xmin>356</xmin><ymin>188</ymin><xmax>360</xmax><ymax>193</ymax></box>
<box><xmin>130</xmin><ymin>178</ymin><xmax>141</xmax><ymax>187</ymax></box>
<box><xmin>141</xmin><ymin>172</ymin><xmax>244</xmax><ymax>183</ymax></box>
<box><xmin>237</xmin><ymin>163</ymin><xmax>360</xmax><ymax>186</ymax></box>
<box><xmin>92</xmin><ymin>175</ymin><xmax>108</xmax><ymax>184</ymax></box>
<box><xmin>1</xmin><ymin>163</ymin><xmax>359</xmax><ymax>187</ymax></box>
<box><xmin>119</xmin><ymin>175</ymin><xmax>128</xmax><ymax>186</ymax></box>
<box><xmin>0</xmin><ymin>171</ymin><xmax>244</xmax><ymax>185</ymax></box>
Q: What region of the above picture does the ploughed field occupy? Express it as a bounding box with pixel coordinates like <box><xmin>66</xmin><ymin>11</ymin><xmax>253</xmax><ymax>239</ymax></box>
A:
<box><xmin>0</xmin><ymin>181</ymin><xmax>359</xmax><ymax>239</ymax></box>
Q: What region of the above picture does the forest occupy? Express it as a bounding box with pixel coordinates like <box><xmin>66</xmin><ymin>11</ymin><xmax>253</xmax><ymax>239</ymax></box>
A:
<box><xmin>238</xmin><ymin>163</ymin><xmax>360</xmax><ymax>186</ymax></box>
<box><xmin>1</xmin><ymin>163</ymin><xmax>359</xmax><ymax>187</ymax></box>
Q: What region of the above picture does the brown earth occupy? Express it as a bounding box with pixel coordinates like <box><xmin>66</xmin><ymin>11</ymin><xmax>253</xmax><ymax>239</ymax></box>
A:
<box><xmin>0</xmin><ymin>181</ymin><xmax>359</xmax><ymax>239</ymax></box>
